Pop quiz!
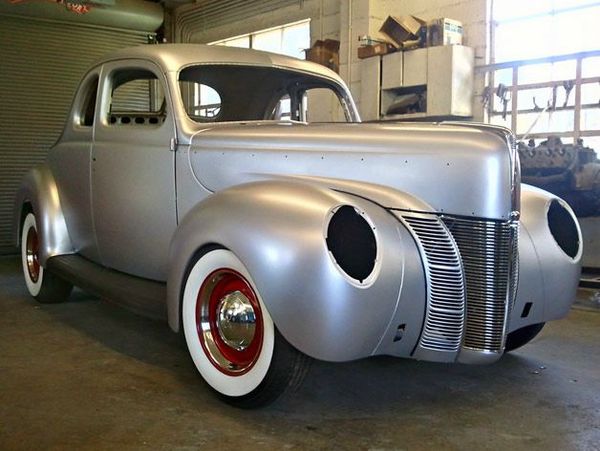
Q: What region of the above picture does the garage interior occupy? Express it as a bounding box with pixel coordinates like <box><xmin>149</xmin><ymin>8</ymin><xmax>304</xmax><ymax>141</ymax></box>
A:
<box><xmin>1</xmin><ymin>0</ymin><xmax>599</xmax><ymax>449</ymax></box>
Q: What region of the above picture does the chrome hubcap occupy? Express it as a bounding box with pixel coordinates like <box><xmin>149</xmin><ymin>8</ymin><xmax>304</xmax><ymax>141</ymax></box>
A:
<box><xmin>216</xmin><ymin>290</ymin><xmax>257</xmax><ymax>351</ymax></box>
<box><xmin>196</xmin><ymin>268</ymin><xmax>264</xmax><ymax>375</ymax></box>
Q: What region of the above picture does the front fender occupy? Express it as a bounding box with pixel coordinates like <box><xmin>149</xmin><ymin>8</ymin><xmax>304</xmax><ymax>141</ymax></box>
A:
<box><xmin>167</xmin><ymin>179</ymin><xmax>428</xmax><ymax>362</ymax></box>
<box><xmin>13</xmin><ymin>165</ymin><xmax>73</xmax><ymax>265</ymax></box>
<box><xmin>510</xmin><ymin>184</ymin><xmax>582</xmax><ymax>332</ymax></box>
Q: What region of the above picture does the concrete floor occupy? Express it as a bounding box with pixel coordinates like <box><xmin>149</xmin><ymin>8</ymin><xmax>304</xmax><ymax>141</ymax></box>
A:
<box><xmin>1</xmin><ymin>255</ymin><xmax>599</xmax><ymax>451</ymax></box>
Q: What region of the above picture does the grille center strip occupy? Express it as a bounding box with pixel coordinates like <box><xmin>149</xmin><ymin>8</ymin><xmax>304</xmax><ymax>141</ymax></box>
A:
<box><xmin>442</xmin><ymin>216</ymin><xmax>519</xmax><ymax>354</ymax></box>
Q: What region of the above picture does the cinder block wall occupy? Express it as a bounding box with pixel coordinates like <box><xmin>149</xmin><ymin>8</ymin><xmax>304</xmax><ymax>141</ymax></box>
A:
<box><xmin>340</xmin><ymin>0</ymin><xmax>489</xmax><ymax>120</ymax></box>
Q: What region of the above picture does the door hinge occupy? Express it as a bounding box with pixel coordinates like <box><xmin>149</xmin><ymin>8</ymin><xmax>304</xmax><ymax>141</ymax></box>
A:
<box><xmin>169</xmin><ymin>137</ymin><xmax>178</xmax><ymax>152</ymax></box>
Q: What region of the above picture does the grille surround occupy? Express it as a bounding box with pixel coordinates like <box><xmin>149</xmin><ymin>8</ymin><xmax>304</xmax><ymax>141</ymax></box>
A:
<box><xmin>399</xmin><ymin>212</ymin><xmax>519</xmax><ymax>360</ymax></box>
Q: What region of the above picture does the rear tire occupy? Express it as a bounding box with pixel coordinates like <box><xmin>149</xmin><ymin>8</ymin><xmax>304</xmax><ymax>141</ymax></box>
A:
<box><xmin>181</xmin><ymin>248</ymin><xmax>310</xmax><ymax>408</ymax></box>
<box><xmin>505</xmin><ymin>323</ymin><xmax>545</xmax><ymax>352</ymax></box>
<box><xmin>20</xmin><ymin>212</ymin><xmax>72</xmax><ymax>303</ymax></box>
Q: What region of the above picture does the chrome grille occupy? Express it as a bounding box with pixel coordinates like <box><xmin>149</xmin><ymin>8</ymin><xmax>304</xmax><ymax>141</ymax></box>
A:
<box><xmin>402</xmin><ymin>215</ymin><xmax>465</xmax><ymax>352</ymax></box>
<box><xmin>442</xmin><ymin>217</ymin><xmax>519</xmax><ymax>353</ymax></box>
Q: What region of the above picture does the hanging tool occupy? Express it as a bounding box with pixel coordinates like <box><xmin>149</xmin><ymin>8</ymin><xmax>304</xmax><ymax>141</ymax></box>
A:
<box><xmin>562</xmin><ymin>80</ymin><xmax>574</xmax><ymax>108</ymax></box>
<box><xmin>496</xmin><ymin>83</ymin><xmax>511</xmax><ymax>120</ymax></box>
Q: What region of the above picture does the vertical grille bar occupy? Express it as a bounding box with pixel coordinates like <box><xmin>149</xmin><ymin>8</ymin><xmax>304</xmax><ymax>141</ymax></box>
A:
<box><xmin>401</xmin><ymin>215</ymin><xmax>465</xmax><ymax>353</ymax></box>
<box><xmin>442</xmin><ymin>217</ymin><xmax>519</xmax><ymax>353</ymax></box>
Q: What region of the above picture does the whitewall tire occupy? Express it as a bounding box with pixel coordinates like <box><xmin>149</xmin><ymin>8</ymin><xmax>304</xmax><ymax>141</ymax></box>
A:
<box><xmin>21</xmin><ymin>212</ymin><xmax>43</xmax><ymax>297</ymax></box>
<box><xmin>182</xmin><ymin>248</ymin><xmax>309</xmax><ymax>408</ymax></box>
<box><xmin>20</xmin><ymin>211</ymin><xmax>72</xmax><ymax>303</ymax></box>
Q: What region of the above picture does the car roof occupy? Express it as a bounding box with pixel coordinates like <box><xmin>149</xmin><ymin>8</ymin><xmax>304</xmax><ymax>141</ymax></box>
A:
<box><xmin>96</xmin><ymin>43</ymin><xmax>343</xmax><ymax>83</ymax></box>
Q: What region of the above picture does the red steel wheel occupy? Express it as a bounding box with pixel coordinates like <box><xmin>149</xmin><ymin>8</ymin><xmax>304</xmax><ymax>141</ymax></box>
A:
<box><xmin>196</xmin><ymin>268</ymin><xmax>264</xmax><ymax>375</ymax></box>
<box><xmin>25</xmin><ymin>224</ymin><xmax>41</xmax><ymax>283</ymax></box>
<box><xmin>181</xmin><ymin>248</ymin><xmax>310</xmax><ymax>407</ymax></box>
<box><xmin>20</xmin><ymin>211</ymin><xmax>72</xmax><ymax>303</ymax></box>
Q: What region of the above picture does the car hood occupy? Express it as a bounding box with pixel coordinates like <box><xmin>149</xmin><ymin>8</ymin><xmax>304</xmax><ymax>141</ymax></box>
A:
<box><xmin>187</xmin><ymin>121</ymin><xmax>517</xmax><ymax>220</ymax></box>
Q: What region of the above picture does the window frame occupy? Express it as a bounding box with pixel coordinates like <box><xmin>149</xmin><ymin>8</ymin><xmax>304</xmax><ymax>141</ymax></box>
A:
<box><xmin>208</xmin><ymin>19</ymin><xmax>310</xmax><ymax>59</ymax></box>
<box><xmin>484</xmin><ymin>1</ymin><xmax>600</xmax><ymax>145</ymax></box>
<box><xmin>176</xmin><ymin>63</ymin><xmax>357</xmax><ymax>125</ymax></box>
<box><xmin>103</xmin><ymin>64</ymin><xmax>169</xmax><ymax>128</ymax></box>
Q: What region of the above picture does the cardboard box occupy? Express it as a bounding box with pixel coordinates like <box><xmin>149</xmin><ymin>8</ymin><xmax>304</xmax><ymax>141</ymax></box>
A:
<box><xmin>379</xmin><ymin>15</ymin><xmax>426</xmax><ymax>48</ymax></box>
<box><xmin>428</xmin><ymin>18</ymin><xmax>463</xmax><ymax>46</ymax></box>
<box><xmin>357</xmin><ymin>42</ymin><xmax>395</xmax><ymax>59</ymax></box>
<box><xmin>305</xmin><ymin>39</ymin><xmax>340</xmax><ymax>72</ymax></box>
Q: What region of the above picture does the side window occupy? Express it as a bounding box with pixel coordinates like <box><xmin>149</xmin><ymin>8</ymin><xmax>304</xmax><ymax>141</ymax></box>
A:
<box><xmin>108</xmin><ymin>68</ymin><xmax>166</xmax><ymax>126</ymax></box>
<box><xmin>271</xmin><ymin>95</ymin><xmax>291</xmax><ymax>121</ymax></box>
<box><xmin>303</xmin><ymin>88</ymin><xmax>348</xmax><ymax>123</ymax></box>
<box><xmin>78</xmin><ymin>75</ymin><xmax>98</xmax><ymax>127</ymax></box>
<box><xmin>179</xmin><ymin>80</ymin><xmax>222</xmax><ymax>120</ymax></box>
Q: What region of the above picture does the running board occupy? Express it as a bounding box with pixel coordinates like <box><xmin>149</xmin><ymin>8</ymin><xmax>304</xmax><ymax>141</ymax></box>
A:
<box><xmin>47</xmin><ymin>254</ymin><xmax>167</xmax><ymax>321</ymax></box>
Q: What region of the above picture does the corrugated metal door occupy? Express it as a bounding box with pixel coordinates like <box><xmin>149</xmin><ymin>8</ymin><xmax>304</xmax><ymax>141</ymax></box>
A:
<box><xmin>0</xmin><ymin>16</ymin><xmax>152</xmax><ymax>254</ymax></box>
<box><xmin>173</xmin><ymin>0</ymin><xmax>300</xmax><ymax>42</ymax></box>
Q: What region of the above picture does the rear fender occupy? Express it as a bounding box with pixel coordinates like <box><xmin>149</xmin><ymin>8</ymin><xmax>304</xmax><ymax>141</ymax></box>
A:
<box><xmin>13</xmin><ymin>165</ymin><xmax>73</xmax><ymax>264</ymax></box>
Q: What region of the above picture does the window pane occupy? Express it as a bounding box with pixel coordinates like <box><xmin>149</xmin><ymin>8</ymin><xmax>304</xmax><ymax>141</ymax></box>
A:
<box><xmin>581</xmin><ymin>82</ymin><xmax>600</xmax><ymax>106</ymax></box>
<box><xmin>581</xmin><ymin>106</ymin><xmax>600</xmax><ymax>131</ymax></box>
<box><xmin>516</xmin><ymin>110</ymin><xmax>574</xmax><ymax>135</ymax></box>
<box><xmin>494</xmin><ymin>5</ymin><xmax>600</xmax><ymax>62</ymax></box>
<box><xmin>272</xmin><ymin>95</ymin><xmax>291</xmax><ymax>120</ymax></box>
<box><xmin>222</xmin><ymin>36</ymin><xmax>250</xmax><ymax>48</ymax></box>
<box><xmin>178</xmin><ymin>64</ymin><xmax>347</xmax><ymax>123</ymax></box>
<box><xmin>518</xmin><ymin>61</ymin><xmax>575</xmax><ymax>85</ymax></box>
<box><xmin>493</xmin><ymin>0</ymin><xmax>599</xmax><ymax>23</ymax></box>
<box><xmin>581</xmin><ymin>136</ymin><xmax>600</xmax><ymax>152</ymax></box>
<box><xmin>253</xmin><ymin>28</ymin><xmax>282</xmax><ymax>54</ymax></box>
<box><xmin>109</xmin><ymin>70</ymin><xmax>166</xmax><ymax>126</ymax></box>
<box><xmin>582</xmin><ymin>56</ymin><xmax>600</xmax><ymax>78</ymax></box>
<box><xmin>490</xmin><ymin>113</ymin><xmax>512</xmax><ymax>130</ymax></box>
<box><xmin>493</xmin><ymin>68</ymin><xmax>513</xmax><ymax>86</ymax></box>
<box><xmin>282</xmin><ymin>22</ymin><xmax>310</xmax><ymax>59</ymax></box>
<box><xmin>198</xmin><ymin>84</ymin><xmax>222</xmax><ymax>118</ymax></box>
<box><xmin>493</xmin><ymin>0</ymin><xmax>553</xmax><ymax>22</ymax></box>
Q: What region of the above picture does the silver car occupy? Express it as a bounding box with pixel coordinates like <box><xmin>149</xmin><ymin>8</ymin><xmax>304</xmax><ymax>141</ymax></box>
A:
<box><xmin>14</xmin><ymin>44</ymin><xmax>582</xmax><ymax>407</ymax></box>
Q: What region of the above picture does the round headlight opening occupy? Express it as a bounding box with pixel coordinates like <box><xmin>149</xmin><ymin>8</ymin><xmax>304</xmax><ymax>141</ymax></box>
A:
<box><xmin>547</xmin><ymin>200</ymin><xmax>579</xmax><ymax>259</ymax></box>
<box><xmin>326</xmin><ymin>205</ymin><xmax>377</xmax><ymax>283</ymax></box>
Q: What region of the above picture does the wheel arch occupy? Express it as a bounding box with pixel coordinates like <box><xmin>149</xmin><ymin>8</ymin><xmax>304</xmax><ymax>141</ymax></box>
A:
<box><xmin>167</xmin><ymin>178</ymin><xmax>429</xmax><ymax>362</ymax></box>
<box><xmin>14</xmin><ymin>165</ymin><xmax>73</xmax><ymax>265</ymax></box>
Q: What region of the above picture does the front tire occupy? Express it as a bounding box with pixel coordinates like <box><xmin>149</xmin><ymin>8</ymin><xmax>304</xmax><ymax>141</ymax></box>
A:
<box><xmin>20</xmin><ymin>212</ymin><xmax>72</xmax><ymax>303</ymax></box>
<box><xmin>181</xmin><ymin>248</ymin><xmax>309</xmax><ymax>408</ymax></box>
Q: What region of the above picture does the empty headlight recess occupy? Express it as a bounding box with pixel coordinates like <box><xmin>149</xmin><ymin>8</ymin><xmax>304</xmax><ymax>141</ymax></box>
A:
<box><xmin>325</xmin><ymin>205</ymin><xmax>378</xmax><ymax>285</ymax></box>
<box><xmin>547</xmin><ymin>200</ymin><xmax>580</xmax><ymax>259</ymax></box>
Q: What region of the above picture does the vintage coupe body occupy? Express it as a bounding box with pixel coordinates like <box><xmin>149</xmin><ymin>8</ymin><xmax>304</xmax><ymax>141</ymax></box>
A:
<box><xmin>15</xmin><ymin>44</ymin><xmax>582</xmax><ymax>407</ymax></box>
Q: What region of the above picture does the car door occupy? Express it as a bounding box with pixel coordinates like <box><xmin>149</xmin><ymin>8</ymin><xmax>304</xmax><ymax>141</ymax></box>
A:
<box><xmin>92</xmin><ymin>59</ymin><xmax>177</xmax><ymax>281</ymax></box>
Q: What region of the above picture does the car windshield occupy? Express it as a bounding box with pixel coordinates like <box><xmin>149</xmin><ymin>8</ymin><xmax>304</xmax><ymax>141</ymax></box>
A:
<box><xmin>178</xmin><ymin>64</ymin><xmax>354</xmax><ymax>123</ymax></box>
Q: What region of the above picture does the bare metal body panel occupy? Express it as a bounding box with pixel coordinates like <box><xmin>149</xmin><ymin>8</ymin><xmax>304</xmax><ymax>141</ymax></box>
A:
<box><xmin>187</xmin><ymin>122</ymin><xmax>515</xmax><ymax>220</ymax></box>
<box><xmin>14</xmin><ymin>44</ymin><xmax>582</xmax><ymax>365</ymax></box>
<box><xmin>510</xmin><ymin>185</ymin><xmax>582</xmax><ymax>332</ymax></box>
